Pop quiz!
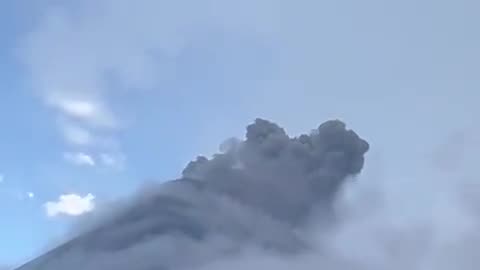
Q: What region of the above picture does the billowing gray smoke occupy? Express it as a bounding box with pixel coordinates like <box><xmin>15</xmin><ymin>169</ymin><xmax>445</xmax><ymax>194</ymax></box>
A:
<box><xmin>15</xmin><ymin>118</ymin><xmax>369</xmax><ymax>270</ymax></box>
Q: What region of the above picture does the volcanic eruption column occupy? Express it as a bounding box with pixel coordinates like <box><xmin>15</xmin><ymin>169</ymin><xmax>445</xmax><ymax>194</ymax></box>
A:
<box><xmin>15</xmin><ymin>118</ymin><xmax>369</xmax><ymax>270</ymax></box>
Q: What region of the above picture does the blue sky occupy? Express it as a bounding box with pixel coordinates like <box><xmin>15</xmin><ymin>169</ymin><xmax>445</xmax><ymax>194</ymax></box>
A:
<box><xmin>1</xmin><ymin>0</ymin><xmax>479</xmax><ymax>267</ymax></box>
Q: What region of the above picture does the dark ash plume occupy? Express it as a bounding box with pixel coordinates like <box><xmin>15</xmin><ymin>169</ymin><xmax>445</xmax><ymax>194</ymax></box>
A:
<box><xmin>15</xmin><ymin>118</ymin><xmax>369</xmax><ymax>270</ymax></box>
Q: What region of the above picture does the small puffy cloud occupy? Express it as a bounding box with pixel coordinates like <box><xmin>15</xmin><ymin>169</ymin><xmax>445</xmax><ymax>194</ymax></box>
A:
<box><xmin>44</xmin><ymin>193</ymin><xmax>95</xmax><ymax>217</ymax></box>
<box><xmin>64</xmin><ymin>152</ymin><xmax>96</xmax><ymax>166</ymax></box>
<box><xmin>27</xmin><ymin>192</ymin><xmax>35</xmax><ymax>199</ymax></box>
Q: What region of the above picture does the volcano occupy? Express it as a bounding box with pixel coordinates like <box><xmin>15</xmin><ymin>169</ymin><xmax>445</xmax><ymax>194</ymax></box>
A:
<box><xmin>15</xmin><ymin>118</ymin><xmax>369</xmax><ymax>270</ymax></box>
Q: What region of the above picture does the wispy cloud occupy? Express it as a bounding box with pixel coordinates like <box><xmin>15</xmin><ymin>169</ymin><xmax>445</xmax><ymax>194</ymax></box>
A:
<box><xmin>19</xmin><ymin>0</ymin><xmax>281</xmax><ymax>165</ymax></box>
<box><xmin>62</xmin><ymin>151</ymin><xmax>128</xmax><ymax>170</ymax></box>
<box><xmin>63</xmin><ymin>152</ymin><xmax>96</xmax><ymax>167</ymax></box>
<box><xmin>99</xmin><ymin>152</ymin><xmax>126</xmax><ymax>170</ymax></box>
<box><xmin>44</xmin><ymin>193</ymin><xmax>95</xmax><ymax>217</ymax></box>
<box><xmin>60</xmin><ymin>123</ymin><xmax>94</xmax><ymax>146</ymax></box>
<box><xmin>48</xmin><ymin>95</ymin><xmax>116</xmax><ymax>129</ymax></box>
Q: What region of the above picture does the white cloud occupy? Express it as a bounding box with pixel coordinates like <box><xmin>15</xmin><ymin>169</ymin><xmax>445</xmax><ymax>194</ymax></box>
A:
<box><xmin>62</xmin><ymin>151</ymin><xmax>130</xmax><ymax>170</ymax></box>
<box><xmin>44</xmin><ymin>193</ymin><xmax>95</xmax><ymax>217</ymax></box>
<box><xmin>57</xmin><ymin>99</ymin><xmax>98</xmax><ymax>120</ymax></box>
<box><xmin>49</xmin><ymin>95</ymin><xmax>116</xmax><ymax>129</ymax></box>
<box><xmin>27</xmin><ymin>192</ymin><xmax>35</xmax><ymax>199</ymax></box>
<box><xmin>63</xmin><ymin>152</ymin><xmax>96</xmax><ymax>167</ymax></box>
<box><xmin>50</xmin><ymin>94</ymin><xmax>116</xmax><ymax>148</ymax></box>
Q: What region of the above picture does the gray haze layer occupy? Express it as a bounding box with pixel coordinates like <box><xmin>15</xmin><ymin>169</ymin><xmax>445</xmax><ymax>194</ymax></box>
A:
<box><xmin>15</xmin><ymin>118</ymin><xmax>369</xmax><ymax>270</ymax></box>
